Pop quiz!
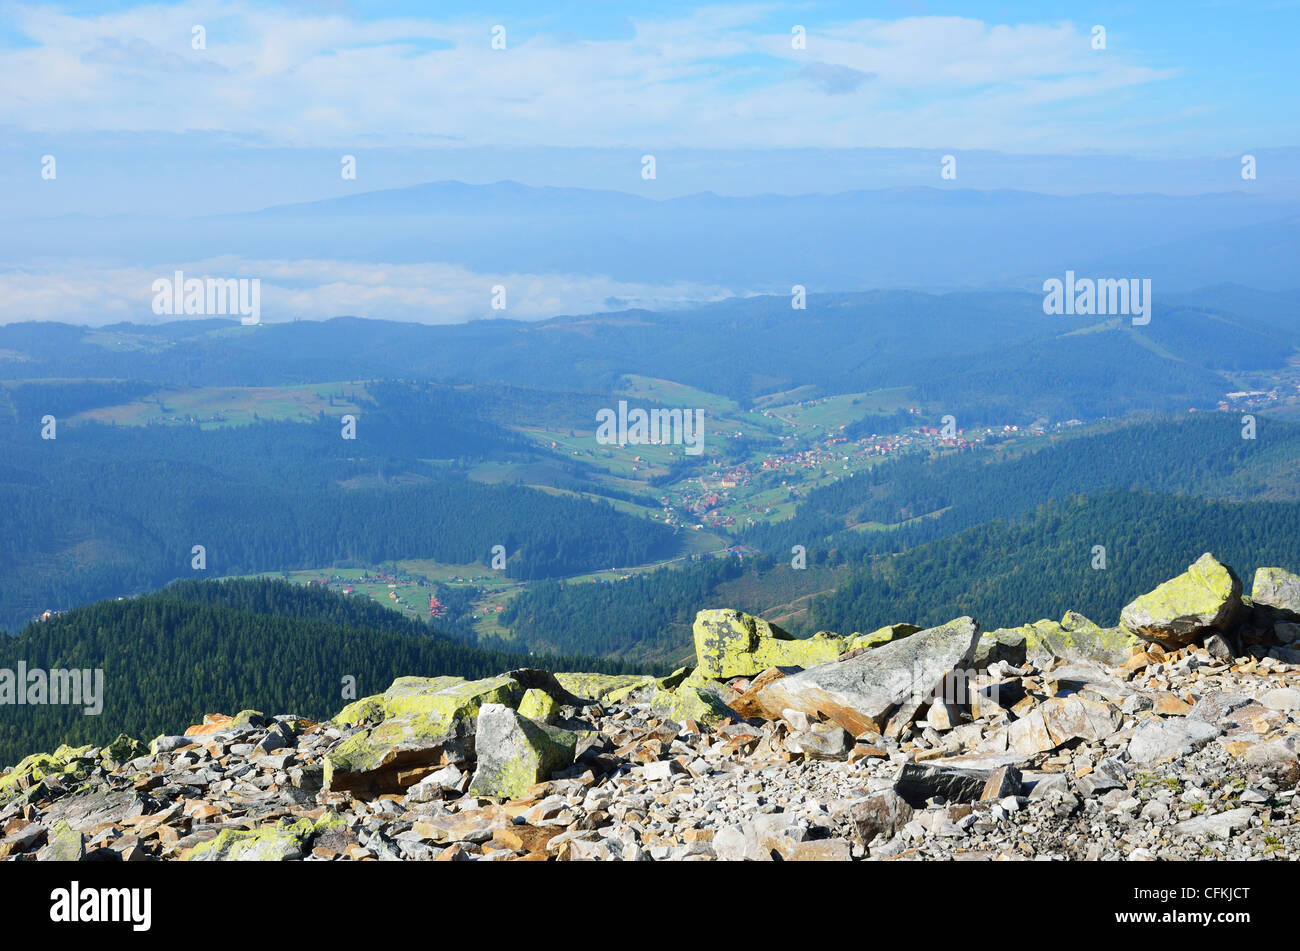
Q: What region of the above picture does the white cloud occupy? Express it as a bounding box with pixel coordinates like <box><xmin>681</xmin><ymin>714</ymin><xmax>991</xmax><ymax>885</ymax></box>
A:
<box><xmin>0</xmin><ymin>3</ymin><xmax>1177</xmax><ymax>151</ymax></box>
<box><xmin>0</xmin><ymin>258</ymin><xmax>735</xmax><ymax>325</ymax></box>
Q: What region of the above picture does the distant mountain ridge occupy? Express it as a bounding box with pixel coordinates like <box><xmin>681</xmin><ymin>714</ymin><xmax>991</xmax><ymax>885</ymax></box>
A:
<box><xmin>6</xmin><ymin>180</ymin><xmax>1299</xmax><ymax>294</ymax></box>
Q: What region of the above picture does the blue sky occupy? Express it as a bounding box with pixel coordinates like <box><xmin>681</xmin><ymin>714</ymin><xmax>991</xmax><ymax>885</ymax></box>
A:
<box><xmin>2</xmin><ymin>0</ymin><xmax>1295</xmax><ymax>156</ymax></box>
<box><xmin>1</xmin><ymin>1</ymin><xmax>1296</xmax><ymax>324</ymax></box>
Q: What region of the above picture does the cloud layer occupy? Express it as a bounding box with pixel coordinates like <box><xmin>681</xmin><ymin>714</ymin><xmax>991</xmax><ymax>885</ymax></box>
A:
<box><xmin>0</xmin><ymin>258</ymin><xmax>734</xmax><ymax>325</ymax></box>
<box><xmin>2</xmin><ymin>3</ymin><xmax>1178</xmax><ymax>151</ymax></box>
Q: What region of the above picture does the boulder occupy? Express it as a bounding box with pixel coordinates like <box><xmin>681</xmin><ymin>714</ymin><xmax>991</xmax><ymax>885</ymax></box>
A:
<box><xmin>1007</xmin><ymin>696</ymin><xmax>1121</xmax><ymax>757</ymax></box>
<box><xmin>973</xmin><ymin>628</ymin><xmax>1028</xmax><ymax>668</ymax></box>
<box><xmin>712</xmin><ymin>813</ymin><xmax>810</xmax><ymax>861</ymax></box>
<box><xmin>99</xmin><ymin>734</ymin><xmax>148</xmax><ymax>769</ymax></box>
<box><xmin>43</xmin><ymin>820</ymin><xmax>86</xmax><ymax>862</ymax></box>
<box><xmin>892</xmin><ymin>762</ymin><xmax>1022</xmax><ymax>807</ymax></box>
<box><xmin>468</xmin><ymin>704</ymin><xmax>578</xmax><ymax>800</ymax></box>
<box><xmin>1120</xmin><ymin>553</ymin><xmax>1243</xmax><ymax>648</ymax></box>
<box><xmin>412</xmin><ymin>805</ymin><xmax>510</xmax><ymax>845</ymax></box>
<box><xmin>784</xmin><ymin>724</ymin><xmax>852</xmax><ymax>760</ymax></box>
<box><xmin>642</xmin><ymin>683</ymin><xmax>739</xmax><ymax>727</ymax></box>
<box><xmin>692</xmin><ymin>609</ymin><xmax>850</xmax><ymax>679</ymax></box>
<box><xmin>1127</xmin><ymin>717</ymin><xmax>1221</xmax><ymax>766</ymax></box>
<box><xmin>846</xmin><ymin>623</ymin><xmax>923</xmax><ymax>652</ymax></box>
<box><xmin>730</xmin><ymin>666</ymin><xmax>790</xmax><ymax>718</ymax></box>
<box><xmin>554</xmin><ymin>672</ymin><xmax>655</xmax><ymax>704</ymax></box>
<box><xmin>849</xmin><ymin>790</ymin><xmax>914</xmax><ymax>846</ymax></box>
<box><xmin>323</xmin><ymin>671</ymin><xmax>576</xmax><ymax>796</ymax></box>
<box><xmin>1173</xmin><ymin>807</ymin><xmax>1255</xmax><ymax>838</ymax></box>
<box><xmin>985</xmin><ymin>612</ymin><xmax>1135</xmax><ymax>667</ymax></box>
<box><xmin>756</xmin><ymin>617</ymin><xmax>981</xmax><ymax>736</ymax></box>
<box><xmin>186</xmin><ymin>824</ymin><xmax>307</xmax><ymax>861</ymax></box>
<box><xmin>518</xmin><ymin>688</ymin><xmax>561</xmax><ymax>723</ymax></box>
<box><xmin>1250</xmin><ymin>566</ymin><xmax>1300</xmax><ymax>617</ymax></box>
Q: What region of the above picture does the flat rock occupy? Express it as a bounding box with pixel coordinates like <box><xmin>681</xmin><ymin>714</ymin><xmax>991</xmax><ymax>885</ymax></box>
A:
<box><xmin>757</xmin><ymin>617</ymin><xmax>981</xmax><ymax>736</ymax></box>
<box><xmin>1173</xmin><ymin>807</ymin><xmax>1255</xmax><ymax>838</ymax></box>
<box><xmin>1127</xmin><ymin>718</ymin><xmax>1221</xmax><ymax>765</ymax></box>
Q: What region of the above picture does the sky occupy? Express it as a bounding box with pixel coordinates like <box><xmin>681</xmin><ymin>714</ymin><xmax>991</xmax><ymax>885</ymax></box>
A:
<box><xmin>0</xmin><ymin>1</ymin><xmax>1296</xmax><ymax>323</ymax></box>
<box><xmin>3</xmin><ymin>1</ymin><xmax>1295</xmax><ymax>155</ymax></box>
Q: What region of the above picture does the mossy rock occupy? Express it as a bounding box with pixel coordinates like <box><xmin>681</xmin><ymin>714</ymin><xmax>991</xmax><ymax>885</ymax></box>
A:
<box><xmin>1121</xmin><ymin>553</ymin><xmax>1243</xmax><ymax>648</ymax></box>
<box><xmin>847</xmin><ymin>624</ymin><xmax>923</xmax><ymax>651</ymax></box>
<box><xmin>693</xmin><ymin>609</ymin><xmax>851</xmax><ymax>679</ymax></box>
<box><xmin>644</xmin><ymin>684</ymin><xmax>739</xmax><ymax>726</ymax></box>
<box><xmin>323</xmin><ymin>672</ymin><xmax>576</xmax><ymax>795</ymax></box>
<box><xmin>331</xmin><ymin>675</ymin><xmax>468</xmax><ymax>727</ymax></box>
<box><xmin>0</xmin><ymin>744</ymin><xmax>96</xmax><ymax>800</ymax></box>
<box><xmin>185</xmin><ymin>825</ymin><xmax>307</xmax><ymax>861</ymax></box>
<box><xmin>989</xmin><ymin>612</ymin><xmax>1136</xmax><ymax>667</ymax></box>
<box><xmin>469</xmin><ymin>704</ymin><xmax>578</xmax><ymax>800</ymax></box>
<box><xmin>1251</xmin><ymin>566</ymin><xmax>1300</xmax><ymax>618</ymax></box>
<box><xmin>518</xmin><ymin>688</ymin><xmax>561</xmax><ymax>724</ymax></box>
<box><xmin>227</xmin><ymin>710</ymin><xmax>268</xmax><ymax>731</ymax></box>
<box><xmin>554</xmin><ymin>672</ymin><xmax>656</xmax><ymax>704</ymax></box>
<box><xmin>99</xmin><ymin>734</ymin><xmax>148</xmax><ymax>769</ymax></box>
<box><xmin>44</xmin><ymin>820</ymin><xmax>86</xmax><ymax>861</ymax></box>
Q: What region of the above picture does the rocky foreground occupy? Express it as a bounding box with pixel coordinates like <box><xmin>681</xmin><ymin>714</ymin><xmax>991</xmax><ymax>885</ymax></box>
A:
<box><xmin>4</xmin><ymin>552</ymin><xmax>1300</xmax><ymax>861</ymax></box>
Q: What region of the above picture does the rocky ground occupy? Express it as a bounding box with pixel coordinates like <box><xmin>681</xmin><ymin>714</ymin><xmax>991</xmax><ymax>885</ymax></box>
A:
<box><xmin>3</xmin><ymin>552</ymin><xmax>1299</xmax><ymax>862</ymax></box>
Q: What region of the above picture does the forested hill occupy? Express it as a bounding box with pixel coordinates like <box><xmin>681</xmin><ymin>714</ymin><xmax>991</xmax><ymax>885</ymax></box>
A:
<box><xmin>809</xmin><ymin>490</ymin><xmax>1300</xmax><ymax>636</ymax></box>
<box><xmin>0</xmin><ymin>410</ymin><xmax>678</xmax><ymax>632</ymax></box>
<box><xmin>742</xmin><ymin>414</ymin><xmax>1300</xmax><ymax>559</ymax></box>
<box><xmin>0</xmin><ymin>580</ymin><xmax>641</xmax><ymax>767</ymax></box>
<box><xmin>1</xmin><ymin>283</ymin><xmax>1290</xmax><ymax>417</ymax></box>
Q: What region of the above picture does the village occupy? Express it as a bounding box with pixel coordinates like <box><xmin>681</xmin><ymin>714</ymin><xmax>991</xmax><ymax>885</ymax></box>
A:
<box><xmin>655</xmin><ymin>410</ymin><xmax>1085</xmax><ymax>532</ymax></box>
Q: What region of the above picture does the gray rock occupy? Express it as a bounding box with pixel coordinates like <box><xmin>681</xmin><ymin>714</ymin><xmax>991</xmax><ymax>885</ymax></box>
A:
<box><xmin>785</xmin><ymin>725</ymin><xmax>852</xmax><ymax>760</ymax></box>
<box><xmin>757</xmin><ymin>617</ymin><xmax>981</xmax><ymax>736</ymax></box>
<box><xmin>1173</xmin><ymin>807</ymin><xmax>1255</xmax><ymax>838</ymax></box>
<box><xmin>1251</xmin><ymin>567</ymin><xmax>1300</xmax><ymax>617</ymax></box>
<box><xmin>892</xmin><ymin>762</ymin><xmax>1021</xmax><ymax>807</ymax></box>
<box><xmin>1127</xmin><ymin>718</ymin><xmax>1221</xmax><ymax>765</ymax></box>
<box><xmin>849</xmin><ymin>790</ymin><xmax>914</xmax><ymax>846</ymax></box>
<box><xmin>149</xmin><ymin>736</ymin><xmax>196</xmax><ymax>755</ymax></box>
<box><xmin>1262</xmin><ymin>688</ymin><xmax>1300</xmax><ymax>712</ymax></box>
<box><xmin>1075</xmin><ymin>757</ymin><xmax>1128</xmax><ymax>798</ymax></box>
<box><xmin>468</xmin><ymin>704</ymin><xmax>578</xmax><ymax>799</ymax></box>
<box><xmin>1188</xmin><ymin>692</ymin><xmax>1253</xmax><ymax>725</ymax></box>
<box><xmin>973</xmin><ymin>629</ymin><xmax>1027</xmax><ymax>669</ymax></box>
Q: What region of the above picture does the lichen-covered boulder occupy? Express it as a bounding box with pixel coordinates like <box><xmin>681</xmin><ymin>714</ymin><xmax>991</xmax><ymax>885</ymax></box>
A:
<box><xmin>757</xmin><ymin>617</ymin><xmax>981</xmax><ymax>736</ymax></box>
<box><xmin>554</xmin><ymin>672</ymin><xmax>654</xmax><ymax>704</ymax></box>
<box><xmin>43</xmin><ymin>820</ymin><xmax>86</xmax><ymax>861</ymax></box>
<box><xmin>332</xmin><ymin>675</ymin><xmax>467</xmax><ymax>727</ymax></box>
<box><xmin>468</xmin><ymin>704</ymin><xmax>578</xmax><ymax>799</ymax></box>
<box><xmin>1251</xmin><ymin>567</ymin><xmax>1300</xmax><ymax>618</ymax></box>
<box><xmin>1120</xmin><ymin>553</ymin><xmax>1243</xmax><ymax>648</ymax></box>
<box><xmin>644</xmin><ymin>684</ymin><xmax>739</xmax><ymax>726</ymax></box>
<box><xmin>186</xmin><ymin>825</ymin><xmax>306</xmax><ymax>861</ymax></box>
<box><xmin>99</xmin><ymin>734</ymin><xmax>148</xmax><ymax>769</ymax></box>
<box><xmin>984</xmin><ymin>612</ymin><xmax>1135</xmax><ymax>667</ymax></box>
<box><xmin>693</xmin><ymin>609</ymin><xmax>847</xmax><ymax>679</ymax></box>
<box><xmin>846</xmin><ymin>624</ymin><xmax>922</xmax><ymax>652</ymax></box>
<box><xmin>518</xmin><ymin>688</ymin><xmax>561</xmax><ymax>724</ymax></box>
<box><xmin>0</xmin><ymin>744</ymin><xmax>96</xmax><ymax>801</ymax></box>
<box><xmin>323</xmin><ymin>671</ymin><xmax>580</xmax><ymax>796</ymax></box>
<box><xmin>323</xmin><ymin>675</ymin><xmax>519</xmax><ymax>795</ymax></box>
